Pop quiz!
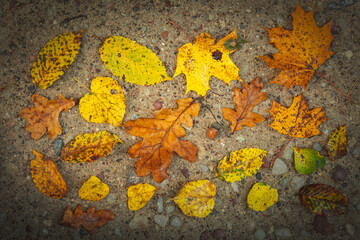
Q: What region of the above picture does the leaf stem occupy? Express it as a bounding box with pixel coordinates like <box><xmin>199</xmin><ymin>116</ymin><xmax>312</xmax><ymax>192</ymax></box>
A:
<box><xmin>270</xmin><ymin>137</ymin><xmax>293</xmax><ymax>168</ymax></box>
<box><xmin>167</xmin><ymin>18</ymin><xmax>192</xmax><ymax>42</ymax></box>
<box><xmin>73</xmin><ymin>78</ymin><xmax>92</xmax><ymax>92</ymax></box>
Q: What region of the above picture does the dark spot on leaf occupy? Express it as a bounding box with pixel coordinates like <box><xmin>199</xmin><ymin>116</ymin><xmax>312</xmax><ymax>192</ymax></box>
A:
<box><xmin>212</xmin><ymin>50</ymin><xmax>222</xmax><ymax>60</ymax></box>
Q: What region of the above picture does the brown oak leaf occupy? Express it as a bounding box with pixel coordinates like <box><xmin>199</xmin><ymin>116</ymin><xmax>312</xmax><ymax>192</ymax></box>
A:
<box><xmin>62</xmin><ymin>204</ymin><xmax>115</xmax><ymax>234</ymax></box>
<box><xmin>222</xmin><ymin>77</ymin><xmax>267</xmax><ymax>133</ymax></box>
<box><xmin>124</xmin><ymin>98</ymin><xmax>199</xmax><ymax>183</ymax></box>
<box><xmin>20</xmin><ymin>94</ymin><xmax>75</xmax><ymax>140</ymax></box>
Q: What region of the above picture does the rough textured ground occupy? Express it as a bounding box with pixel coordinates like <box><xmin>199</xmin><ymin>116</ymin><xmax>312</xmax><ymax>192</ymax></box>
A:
<box><xmin>0</xmin><ymin>0</ymin><xmax>359</xmax><ymax>239</ymax></box>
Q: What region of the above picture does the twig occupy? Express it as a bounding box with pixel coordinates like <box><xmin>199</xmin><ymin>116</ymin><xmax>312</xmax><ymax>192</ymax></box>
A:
<box><xmin>73</xmin><ymin>77</ymin><xmax>91</xmax><ymax>92</ymax></box>
<box><xmin>270</xmin><ymin>137</ymin><xmax>293</xmax><ymax>168</ymax></box>
<box><xmin>93</xmin><ymin>34</ymin><xmax>104</xmax><ymax>42</ymax></box>
<box><xmin>347</xmin><ymin>81</ymin><xmax>358</xmax><ymax>97</ymax></box>
<box><xmin>0</xmin><ymin>82</ymin><xmax>15</xmax><ymax>93</ymax></box>
<box><xmin>167</xmin><ymin>18</ymin><xmax>192</xmax><ymax>42</ymax></box>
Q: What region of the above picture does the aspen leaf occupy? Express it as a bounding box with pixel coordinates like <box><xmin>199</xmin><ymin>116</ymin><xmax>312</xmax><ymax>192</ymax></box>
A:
<box><xmin>247</xmin><ymin>183</ymin><xmax>278</xmax><ymax>212</ymax></box>
<box><xmin>216</xmin><ymin>148</ymin><xmax>267</xmax><ymax>183</ymax></box>
<box><xmin>174</xmin><ymin>29</ymin><xmax>242</xmax><ymax>96</ymax></box>
<box><xmin>31</xmin><ymin>31</ymin><xmax>84</xmax><ymax>89</ymax></box>
<box><xmin>78</xmin><ymin>176</ymin><xmax>109</xmax><ymax>201</ymax></box>
<box><xmin>173</xmin><ymin>180</ymin><xmax>216</xmax><ymax>218</ymax></box>
<box><xmin>293</xmin><ymin>147</ymin><xmax>326</xmax><ymax>175</ymax></box>
<box><xmin>127</xmin><ymin>183</ymin><xmax>158</xmax><ymax>211</ymax></box>
<box><xmin>99</xmin><ymin>36</ymin><xmax>171</xmax><ymax>85</ymax></box>
<box><xmin>30</xmin><ymin>149</ymin><xmax>67</xmax><ymax>198</ymax></box>
<box><xmin>326</xmin><ymin>125</ymin><xmax>347</xmax><ymax>161</ymax></box>
<box><xmin>79</xmin><ymin>76</ymin><xmax>126</xmax><ymax>127</ymax></box>
<box><xmin>61</xmin><ymin>131</ymin><xmax>123</xmax><ymax>163</ymax></box>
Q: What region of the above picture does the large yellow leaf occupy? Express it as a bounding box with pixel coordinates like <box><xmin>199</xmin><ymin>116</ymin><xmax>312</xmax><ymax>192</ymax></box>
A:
<box><xmin>173</xmin><ymin>180</ymin><xmax>216</xmax><ymax>218</ymax></box>
<box><xmin>61</xmin><ymin>131</ymin><xmax>123</xmax><ymax>163</ymax></box>
<box><xmin>174</xmin><ymin>29</ymin><xmax>242</xmax><ymax>96</ymax></box>
<box><xmin>326</xmin><ymin>125</ymin><xmax>347</xmax><ymax>161</ymax></box>
<box><xmin>31</xmin><ymin>31</ymin><xmax>84</xmax><ymax>89</ymax></box>
<box><xmin>99</xmin><ymin>36</ymin><xmax>171</xmax><ymax>85</ymax></box>
<box><xmin>79</xmin><ymin>77</ymin><xmax>126</xmax><ymax>127</ymax></box>
<box><xmin>247</xmin><ymin>183</ymin><xmax>278</xmax><ymax>212</ymax></box>
<box><xmin>30</xmin><ymin>149</ymin><xmax>67</xmax><ymax>198</ymax></box>
<box><xmin>216</xmin><ymin>148</ymin><xmax>267</xmax><ymax>183</ymax></box>
<box><xmin>78</xmin><ymin>176</ymin><xmax>109</xmax><ymax>201</ymax></box>
<box><xmin>127</xmin><ymin>183</ymin><xmax>158</xmax><ymax>211</ymax></box>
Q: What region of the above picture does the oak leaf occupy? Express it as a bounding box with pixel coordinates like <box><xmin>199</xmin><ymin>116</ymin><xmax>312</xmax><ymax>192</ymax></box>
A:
<box><xmin>78</xmin><ymin>176</ymin><xmax>109</xmax><ymax>201</ymax></box>
<box><xmin>127</xmin><ymin>183</ymin><xmax>158</xmax><ymax>211</ymax></box>
<box><xmin>124</xmin><ymin>98</ymin><xmax>199</xmax><ymax>183</ymax></box>
<box><xmin>62</xmin><ymin>204</ymin><xmax>115</xmax><ymax>234</ymax></box>
<box><xmin>20</xmin><ymin>94</ymin><xmax>75</xmax><ymax>140</ymax></box>
<box><xmin>260</xmin><ymin>5</ymin><xmax>334</xmax><ymax>90</ymax></box>
<box><xmin>222</xmin><ymin>77</ymin><xmax>267</xmax><ymax>133</ymax></box>
<box><xmin>174</xmin><ymin>29</ymin><xmax>242</xmax><ymax>96</ymax></box>
<box><xmin>247</xmin><ymin>183</ymin><xmax>278</xmax><ymax>212</ymax></box>
<box><xmin>326</xmin><ymin>125</ymin><xmax>347</xmax><ymax>161</ymax></box>
<box><xmin>268</xmin><ymin>94</ymin><xmax>327</xmax><ymax>138</ymax></box>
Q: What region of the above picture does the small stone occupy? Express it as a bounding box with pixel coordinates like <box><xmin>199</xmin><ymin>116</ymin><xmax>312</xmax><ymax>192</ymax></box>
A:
<box><xmin>300</xmin><ymin>229</ymin><xmax>309</xmax><ymax>236</ymax></box>
<box><xmin>107</xmin><ymin>194</ymin><xmax>116</xmax><ymax>204</ymax></box>
<box><xmin>227</xmin><ymin>222</ymin><xmax>232</xmax><ymax>230</ymax></box>
<box><xmin>208</xmin><ymin>14</ymin><xmax>214</xmax><ymax>20</ymax></box>
<box><xmin>114</xmin><ymin>227</ymin><xmax>121</xmax><ymax>236</ymax></box>
<box><xmin>170</xmin><ymin>216</ymin><xmax>182</xmax><ymax>228</ymax></box>
<box><xmin>345</xmin><ymin>50</ymin><xmax>353</xmax><ymax>59</ymax></box>
<box><xmin>291</xmin><ymin>176</ymin><xmax>305</xmax><ymax>191</ymax></box>
<box><xmin>153</xmin><ymin>100</ymin><xmax>162</xmax><ymax>109</ymax></box>
<box><xmin>272</xmin><ymin>159</ymin><xmax>288</xmax><ymax>175</ymax></box>
<box><xmin>246</xmin><ymin>9</ymin><xmax>251</xmax><ymax>13</ymax></box>
<box><xmin>211</xmin><ymin>229</ymin><xmax>226</xmax><ymax>239</ymax></box>
<box><xmin>247</xmin><ymin>221</ymin><xmax>256</xmax><ymax>232</ymax></box>
<box><xmin>127</xmin><ymin>168</ymin><xmax>141</xmax><ymax>184</ymax></box>
<box><xmin>345</xmin><ymin>223</ymin><xmax>355</xmax><ymax>236</ymax></box>
<box><xmin>314</xmin><ymin>215</ymin><xmax>334</xmax><ymax>235</ymax></box>
<box><xmin>54</xmin><ymin>137</ymin><xmax>63</xmax><ymax>156</ymax></box>
<box><xmin>332</xmin><ymin>165</ymin><xmax>348</xmax><ymax>181</ymax></box>
<box><xmin>279</xmin><ymin>177</ymin><xmax>288</xmax><ymax>188</ymax></box>
<box><xmin>160</xmin><ymin>179</ymin><xmax>169</xmax><ymax>188</ymax></box>
<box><xmin>256</xmin><ymin>172</ymin><xmax>262</xmax><ymax>180</ymax></box>
<box><xmin>313</xmin><ymin>142</ymin><xmax>323</xmax><ymax>152</ymax></box>
<box><xmin>161</xmin><ymin>31</ymin><xmax>168</xmax><ymax>39</ymax></box>
<box><xmin>340</xmin><ymin>0</ymin><xmax>355</xmax><ymax>7</ymax></box>
<box><xmin>42</xmin><ymin>229</ymin><xmax>49</xmax><ymax>235</ymax></box>
<box><xmin>166</xmin><ymin>205</ymin><xmax>175</xmax><ymax>214</ymax></box>
<box><xmin>254</xmin><ymin>229</ymin><xmax>266</xmax><ymax>240</ymax></box>
<box><xmin>131</xmin><ymin>114</ymin><xmax>138</xmax><ymax>121</ymax></box>
<box><xmin>72</xmin><ymin>231</ymin><xmax>81</xmax><ymax>240</ymax></box>
<box><xmin>219</xmin><ymin>20</ymin><xmax>225</xmax><ymax>28</ymax></box>
<box><xmin>281</xmin><ymin>141</ymin><xmax>294</xmax><ymax>161</ymax></box>
<box><xmin>129</xmin><ymin>214</ymin><xmax>148</xmax><ymax>229</ymax></box>
<box><xmin>327</xmin><ymin>2</ymin><xmax>340</xmax><ymax>10</ymax></box>
<box><xmin>29</xmin><ymin>55</ymin><xmax>37</xmax><ymax>62</ymax></box>
<box><xmin>200</xmin><ymin>230</ymin><xmax>212</xmax><ymax>240</ymax></box>
<box><xmin>356</xmin><ymin>202</ymin><xmax>360</xmax><ymax>210</ymax></box>
<box><xmin>236</xmin><ymin>135</ymin><xmax>245</xmax><ymax>142</ymax></box>
<box><xmin>275</xmin><ymin>228</ymin><xmax>291</xmax><ymax>237</ymax></box>
<box><xmin>351</xmin><ymin>144</ymin><xmax>360</xmax><ymax>157</ymax></box>
<box><xmin>268</xmin><ymin>226</ymin><xmax>275</xmax><ymax>235</ymax></box>
<box><xmin>231</xmin><ymin>182</ymin><xmax>239</xmax><ymax>193</ymax></box>
<box><xmin>0</xmin><ymin>212</ymin><xmax>7</xmax><ymax>224</ymax></box>
<box><xmin>199</xmin><ymin>164</ymin><xmax>209</xmax><ymax>173</ymax></box>
<box><xmin>141</xmin><ymin>26</ymin><xmax>147</xmax><ymax>32</ymax></box>
<box><xmin>43</xmin><ymin>219</ymin><xmax>51</xmax><ymax>227</ymax></box>
<box><xmin>157</xmin><ymin>197</ymin><xmax>164</xmax><ymax>213</ymax></box>
<box><xmin>154</xmin><ymin>215</ymin><xmax>169</xmax><ymax>228</ymax></box>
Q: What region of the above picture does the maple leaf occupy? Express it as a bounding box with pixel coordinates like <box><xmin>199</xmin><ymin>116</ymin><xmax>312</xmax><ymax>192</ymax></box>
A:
<box><xmin>268</xmin><ymin>94</ymin><xmax>327</xmax><ymax>138</ymax></box>
<box><xmin>20</xmin><ymin>94</ymin><xmax>75</xmax><ymax>140</ymax></box>
<box><xmin>174</xmin><ymin>29</ymin><xmax>242</xmax><ymax>96</ymax></box>
<box><xmin>260</xmin><ymin>5</ymin><xmax>334</xmax><ymax>90</ymax></box>
<box><xmin>62</xmin><ymin>204</ymin><xmax>115</xmax><ymax>234</ymax></box>
<box><xmin>222</xmin><ymin>77</ymin><xmax>267</xmax><ymax>133</ymax></box>
<box><xmin>124</xmin><ymin>98</ymin><xmax>199</xmax><ymax>183</ymax></box>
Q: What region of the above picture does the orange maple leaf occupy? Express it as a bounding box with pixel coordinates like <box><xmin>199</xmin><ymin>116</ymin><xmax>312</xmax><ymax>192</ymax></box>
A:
<box><xmin>260</xmin><ymin>4</ymin><xmax>334</xmax><ymax>90</ymax></box>
<box><xmin>124</xmin><ymin>98</ymin><xmax>199</xmax><ymax>183</ymax></box>
<box><xmin>20</xmin><ymin>94</ymin><xmax>75</xmax><ymax>140</ymax></box>
<box><xmin>222</xmin><ymin>77</ymin><xmax>267</xmax><ymax>133</ymax></box>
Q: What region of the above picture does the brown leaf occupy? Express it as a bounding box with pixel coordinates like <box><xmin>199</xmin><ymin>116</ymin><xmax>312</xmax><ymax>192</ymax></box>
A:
<box><xmin>124</xmin><ymin>98</ymin><xmax>199</xmax><ymax>183</ymax></box>
<box><xmin>20</xmin><ymin>94</ymin><xmax>75</xmax><ymax>140</ymax></box>
<box><xmin>222</xmin><ymin>77</ymin><xmax>267</xmax><ymax>133</ymax></box>
<box><xmin>62</xmin><ymin>204</ymin><xmax>115</xmax><ymax>234</ymax></box>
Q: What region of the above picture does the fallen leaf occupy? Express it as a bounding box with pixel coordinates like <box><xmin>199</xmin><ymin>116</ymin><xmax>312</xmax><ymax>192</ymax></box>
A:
<box><xmin>99</xmin><ymin>36</ymin><xmax>171</xmax><ymax>85</ymax></box>
<box><xmin>127</xmin><ymin>183</ymin><xmax>158</xmax><ymax>211</ymax></box>
<box><xmin>78</xmin><ymin>176</ymin><xmax>109</xmax><ymax>201</ymax></box>
<box><xmin>173</xmin><ymin>180</ymin><xmax>216</xmax><ymax>218</ymax></box>
<box><xmin>216</xmin><ymin>148</ymin><xmax>267</xmax><ymax>183</ymax></box>
<box><xmin>222</xmin><ymin>77</ymin><xmax>267</xmax><ymax>133</ymax></box>
<box><xmin>247</xmin><ymin>183</ymin><xmax>278</xmax><ymax>212</ymax></box>
<box><xmin>174</xmin><ymin>29</ymin><xmax>242</xmax><ymax>96</ymax></box>
<box><xmin>20</xmin><ymin>94</ymin><xmax>75</xmax><ymax>140</ymax></box>
<box><xmin>62</xmin><ymin>204</ymin><xmax>115</xmax><ymax>234</ymax></box>
<box><xmin>299</xmin><ymin>184</ymin><xmax>349</xmax><ymax>216</ymax></box>
<box><xmin>79</xmin><ymin>76</ymin><xmax>126</xmax><ymax>127</ymax></box>
<box><xmin>293</xmin><ymin>148</ymin><xmax>326</xmax><ymax>175</ymax></box>
<box><xmin>31</xmin><ymin>31</ymin><xmax>84</xmax><ymax>89</ymax></box>
<box><xmin>124</xmin><ymin>98</ymin><xmax>199</xmax><ymax>183</ymax></box>
<box><xmin>268</xmin><ymin>94</ymin><xmax>327</xmax><ymax>138</ymax></box>
<box><xmin>30</xmin><ymin>149</ymin><xmax>67</xmax><ymax>198</ymax></box>
<box><xmin>326</xmin><ymin>125</ymin><xmax>347</xmax><ymax>161</ymax></box>
<box><xmin>260</xmin><ymin>5</ymin><xmax>334</xmax><ymax>90</ymax></box>
<box><xmin>61</xmin><ymin>131</ymin><xmax>123</xmax><ymax>163</ymax></box>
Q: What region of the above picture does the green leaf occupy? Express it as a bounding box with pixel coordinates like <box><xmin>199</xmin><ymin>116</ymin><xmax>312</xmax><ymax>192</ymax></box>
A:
<box><xmin>224</xmin><ymin>38</ymin><xmax>248</xmax><ymax>51</ymax></box>
<box><xmin>293</xmin><ymin>147</ymin><xmax>326</xmax><ymax>175</ymax></box>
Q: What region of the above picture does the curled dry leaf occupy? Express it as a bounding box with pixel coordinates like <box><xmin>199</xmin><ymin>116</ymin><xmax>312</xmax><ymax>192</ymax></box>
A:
<box><xmin>326</xmin><ymin>125</ymin><xmax>347</xmax><ymax>161</ymax></box>
<box><xmin>78</xmin><ymin>176</ymin><xmax>109</xmax><ymax>201</ymax></box>
<box><xmin>127</xmin><ymin>183</ymin><xmax>158</xmax><ymax>211</ymax></box>
<box><xmin>247</xmin><ymin>183</ymin><xmax>278</xmax><ymax>212</ymax></box>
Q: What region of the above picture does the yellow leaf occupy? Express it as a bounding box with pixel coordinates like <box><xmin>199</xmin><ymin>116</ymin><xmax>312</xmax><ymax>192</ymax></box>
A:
<box><xmin>174</xmin><ymin>29</ymin><xmax>241</xmax><ymax>96</ymax></box>
<box><xmin>216</xmin><ymin>148</ymin><xmax>267</xmax><ymax>183</ymax></box>
<box><xmin>99</xmin><ymin>36</ymin><xmax>171</xmax><ymax>85</ymax></box>
<box><xmin>326</xmin><ymin>125</ymin><xmax>347</xmax><ymax>161</ymax></box>
<box><xmin>78</xmin><ymin>176</ymin><xmax>109</xmax><ymax>201</ymax></box>
<box><xmin>30</xmin><ymin>149</ymin><xmax>67</xmax><ymax>198</ymax></box>
<box><xmin>61</xmin><ymin>131</ymin><xmax>123</xmax><ymax>163</ymax></box>
<box><xmin>79</xmin><ymin>77</ymin><xmax>126</xmax><ymax>127</ymax></box>
<box><xmin>31</xmin><ymin>31</ymin><xmax>84</xmax><ymax>89</ymax></box>
<box><xmin>127</xmin><ymin>183</ymin><xmax>158</xmax><ymax>211</ymax></box>
<box><xmin>247</xmin><ymin>183</ymin><xmax>278</xmax><ymax>212</ymax></box>
<box><xmin>173</xmin><ymin>180</ymin><xmax>216</xmax><ymax>218</ymax></box>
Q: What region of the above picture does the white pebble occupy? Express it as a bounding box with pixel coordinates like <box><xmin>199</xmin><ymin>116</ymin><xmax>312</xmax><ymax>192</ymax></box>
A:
<box><xmin>231</xmin><ymin>182</ymin><xmax>240</xmax><ymax>193</ymax></box>
<box><xmin>254</xmin><ymin>229</ymin><xmax>266</xmax><ymax>240</ymax></box>
<box><xmin>170</xmin><ymin>216</ymin><xmax>182</xmax><ymax>228</ymax></box>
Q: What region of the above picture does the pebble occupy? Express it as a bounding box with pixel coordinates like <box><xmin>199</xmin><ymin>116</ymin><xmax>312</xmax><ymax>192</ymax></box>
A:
<box><xmin>160</xmin><ymin>179</ymin><xmax>169</xmax><ymax>188</ymax></box>
<box><xmin>166</xmin><ymin>205</ymin><xmax>175</xmax><ymax>214</ymax></box>
<box><xmin>351</xmin><ymin>144</ymin><xmax>360</xmax><ymax>157</ymax></box>
<box><xmin>199</xmin><ymin>164</ymin><xmax>209</xmax><ymax>173</ymax></box>
<box><xmin>154</xmin><ymin>215</ymin><xmax>169</xmax><ymax>228</ymax></box>
<box><xmin>247</xmin><ymin>221</ymin><xmax>256</xmax><ymax>232</ymax></box>
<box><xmin>0</xmin><ymin>212</ymin><xmax>6</xmax><ymax>224</ymax></box>
<box><xmin>236</xmin><ymin>135</ymin><xmax>245</xmax><ymax>142</ymax></box>
<box><xmin>42</xmin><ymin>229</ymin><xmax>49</xmax><ymax>235</ymax></box>
<box><xmin>170</xmin><ymin>216</ymin><xmax>182</xmax><ymax>228</ymax></box>
<box><xmin>131</xmin><ymin>114</ymin><xmax>138</xmax><ymax>121</ymax></box>
<box><xmin>256</xmin><ymin>172</ymin><xmax>262</xmax><ymax>180</ymax></box>
<box><xmin>161</xmin><ymin>31</ymin><xmax>168</xmax><ymax>39</ymax></box>
<box><xmin>54</xmin><ymin>138</ymin><xmax>64</xmax><ymax>156</ymax></box>
<box><xmin>356</xmin><ymin>202</ymin><xmax>360</xmax><ymax>210</ymax></box>
<box><xmin>345</xmin><ymin>223</ymin><xmax>355</xmax><ymax>236</ymax></box>
<box><xmin>107</xmin><ymin>194</ymin><xmax>116</xmax><ymax>204</ymax></box>
<box><xmin>291</xmin><ymin>176</ymin><xmax>305</xmax><ymax>191</ymax></box>
<box><xmin>114</xmin><ymin>227</ymin><xmax>121</xmax><ymax>236</ymax></box>
<box><xmin>227</xmin><ymin>222</ymin><xmax>232</xmax><ymax>230</ymax></box>
<box><xmin>29</xmin><ymin>55</ymin><xmax>37</xmax><ymax>62</ymax></box>
<box><xmin>279</xmin><ymin>177</ymin><xmax>288</xmax><ymax>188</ymax></box>
<box><xmin>231</xmin><ymin>182</ymin><xmax>239</xmax><ymax>193</ymax></box>
<box><xmin>208</xmin><ymin>13</ymin><xmax>214</xmax><ymax>20</ymax></box>
<box><xmin>254</xmin><ymin>229</ymin><xmax>266</xmax><ymax>240</ymax></box>
<box><xmin>313</xmin><ymin>142</ymin><xmax>323</xmax><ymax>152</ymax></box>
<box><xmin>272</xmin><ymin>159</ymin><xmax>288</xmax><ymax>175</ymax></box>
<box><xmin>157</xmin><ymin>198</ymin><xmax>164</xmax><ymax>213</ymax></box>
<box><xmin>281</xmin><ymin>141</ymin><xmax>294</xmax><ymax>161</ymax></box>
<box><xmin>43</xmin><ymin>219</ymin><xmax>51</xmax><ymax>227</ymax></box>
<box><xmin>246</xmin><ymin>9</ymin><xmax>252</xmax><ymax>13</ymax></box>
<box><xmin>127</xmin><ymin>169</ymin><xmax>141</xmax><ymax>184</ymax></box>
<box><xmin>219</xmin><ymin>20</ymin><xmax>225</xmax><ymax>28</ymax></box>
<box><xmin>129</xmin><ymin>215</ymin><xmax>148</xmax><ymax>229</ymax></box>
<box><xmin>345</xmin><ymin>50</ymin><xmax>353</xmax><ymax>59</ymax></box>
<box><xmin>332</xmin><ymin>165</ymin><xmax>348</xmax><ymax>181</ymax></box>
<box><xmin>300</xmin><ymin>229</ymin><xmax>308</xmax><ymax>236</ymax></box>
<box><xmin>275</xmin><ymin>228</ymin><xmax>291</xmax><ymax>237</ymax></box>
<box><xmin>72</xmin><ymin>231</ymin><xmax>81</xmax><ymax>240</ymax></box>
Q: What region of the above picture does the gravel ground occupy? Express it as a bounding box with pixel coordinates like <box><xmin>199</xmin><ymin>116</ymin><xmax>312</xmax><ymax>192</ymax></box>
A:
<box><xmin>0</xmin><ymin>0</ymin><xmax>359</xmax><ymax>239</ymax></box>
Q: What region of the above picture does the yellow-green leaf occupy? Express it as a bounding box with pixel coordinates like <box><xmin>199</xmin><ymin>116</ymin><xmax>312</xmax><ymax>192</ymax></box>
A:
<box><xmin>127</xmin><ymin>183</ymin><xmax>158</xmax><ymax>211</ymax></box>
<box><xmin>173</xmin><ymin>180</ymin><xmax>216</xmax><ymax>218</ymax></box>
<box><xmin>78</xmin><ymin>176</ymin><xmax>109</xmax><ymax>201</ymax></box>
<box><xmin>61</xmin><ymin>131</ymin><xmax>123</xmax><ymax>163</ymax></box>
<box><xmin>326</xmin><ymin>125</ymin><xmax>347</xmax><ymax>161</ymax></box>
<box><xmin>31</xmin><ymin>31</ymin><xmax>84</xmax><ymax>89</ymax></box>
<box><xmin>293</xmin><ymin>147</ymin><xmax>326</xmax><ymax>175</ymax></box>
<box><xmin>247</xmin><ymin>183</ymin><xmax>278</xmax><ymax>212</ymax></box>
<box><xmin>215</xmin><ymin>148</ymin><xmax>267</xmax><ymax>183</ymax></box>
<box><xmin>99</xmin><ymin>36</ymin><xmax>171</xmax><ymax>85</ymax></box>
<box><xmin>79</xmin><ymin>77</ymin><xmax>126</xmax><ymax>127</ymax></box>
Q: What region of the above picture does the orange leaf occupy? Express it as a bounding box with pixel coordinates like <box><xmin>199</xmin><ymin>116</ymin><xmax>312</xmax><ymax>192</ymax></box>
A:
<box><xmin>260</xmin><ymin>4</ymin><xmax>334</xmax><ymax>90</ymax></box>
<box><xmin>30</xmin><ymin>149</ymin><xmax>67</xmax><ymax>198</ymax></box>
<box><xmin>268</xmin><ymin>94</ymin><xmax>327</xmax><ymax>138</ymax></box>
<box><xmin>124</xmin><ymin>98</ymin><xmax>199</xmax><ymax>183</ymax></box>
<box><xmin>62</xmin><ymin>204</ymin><xmax>115</xmax><ymax>234</ymax></box>
<box><xmin>222</xmin><ymin>77</ymin><xmax>267</xmax><ymax>133</ymax></box>
<box><xmin>20</xmin><ymin>94</ymin><xmax>75</xmax><ymax>140</ymax></box>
